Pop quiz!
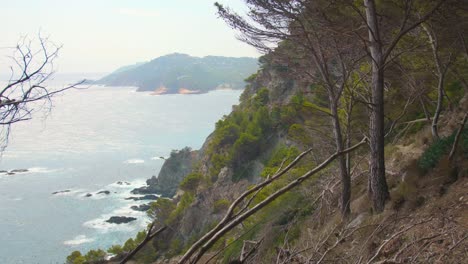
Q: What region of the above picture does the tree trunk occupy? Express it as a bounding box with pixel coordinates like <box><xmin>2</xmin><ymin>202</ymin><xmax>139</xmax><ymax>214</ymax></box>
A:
<box><xmin>422</xmin><ymin>24</ymin><xmax>446</xmax><ymax>139</ymax></box>
<box><xmin>364</xmin><ymin>0</ymin><xmax>389</xmax><ymax>213</ymax></box>
<box><xmin>330</xmin><ymin>100</ymin><xmax>350</xmax><ymax>217</ymax></box>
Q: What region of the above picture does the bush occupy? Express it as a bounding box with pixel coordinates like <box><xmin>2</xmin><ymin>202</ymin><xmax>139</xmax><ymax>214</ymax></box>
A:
<box><xmin>179</xmin><ymin>172</ymin><xmax>203</xmax><ymax>192</ymax></box>
<box><xmin>419</xmin><ymin>128</ymin><xmax>468</xmax><ymax>170</ymax></box>
<box><xmin>84</xmin><ymin>249</ymin><xmax>106</xmax><ymax>263</ymax></box>
<box><xmin>107</xmin><ymin>245</ymin><xmax>124</xmax><ymax>255</ymax></box>
<box><xmin>213</xmin><ymin>198</ymin><xmax>230</xmax><ymax>214</ymax></box>
<box><xmin>147</xmin><ymin>198</ymin><xmax>176</xmax><ymax>224</ymax></box>
<box><xmin>66</xmin><ymin>251</ymin><xmax>86</xmax><ymax>264</ymax></box>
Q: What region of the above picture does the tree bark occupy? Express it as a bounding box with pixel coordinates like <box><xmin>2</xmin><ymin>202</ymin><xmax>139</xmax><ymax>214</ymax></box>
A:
<box><xmin>330</xmin><ymin>100</ymin><xmax>350</xmax><ymax>217</ymax></box>
<box><xmin>364</xmin><ymin>0</ymin><xmax>389</xmax><ymax>213</ymax></box>
<box><xmin>422</xmin><ymin>24</ymin><xmax>447</xmax><ymax>139</ymax></box>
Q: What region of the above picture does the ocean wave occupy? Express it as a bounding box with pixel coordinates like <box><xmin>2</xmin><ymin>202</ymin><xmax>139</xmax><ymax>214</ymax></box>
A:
<box><xmin>150</xmin><ymin>156</ymin><xmax>167</xmax><ymax>160</ymax></box>
<box><xmin>83</xmin><ymin>203</ymin><xmax>150</xmax><ymax>233</ymax></box>
<box><xmin>124</xmin><ymin>159</ymin><xmax>145</xmax><ymax>164</ymax></box>
<box><xmin>64</xmin><ymin>235</ymin><xmax>95</xmax><ymax>246</ymax></box>
<box><xmin>51</xmin><ymin>189</ymin><xmax>86</xmax><ymax>197</ymax></box>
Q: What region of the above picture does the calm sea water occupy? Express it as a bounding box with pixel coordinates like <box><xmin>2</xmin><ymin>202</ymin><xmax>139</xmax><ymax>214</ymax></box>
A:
<box><xmin>0</xmin><ymin>78</ymin><xmax>241</xmax><ymax>264</ymax></box>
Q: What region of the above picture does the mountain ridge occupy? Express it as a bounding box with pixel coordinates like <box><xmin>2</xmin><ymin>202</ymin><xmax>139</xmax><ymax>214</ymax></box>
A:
<box><xmin>94</xmin><ymin>53</ymin><xmax>259</xmax><ymax>94</ymax></box>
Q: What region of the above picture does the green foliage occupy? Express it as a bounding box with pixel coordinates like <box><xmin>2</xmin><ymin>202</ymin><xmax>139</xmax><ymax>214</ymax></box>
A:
<box><xmin>206</xmin><ymin>88</ymin><xmax>274</xmax><ymax>180</ymax></box>
<box><xmin>179</xmin><ymin>172</ymin><xmax>203</xmax><ymax>192</ymax></box>
<box><xmin>169</xmin><ymin>192</ymin><xmax>195</xmax><ymax>223</ymax></box>
<box><xmin>147</xmin><ymin>198</ymin><xmax>176</xmax><ymax>224</ymax></box>
<box><xmin>213</xmin><ymin>198</ymin><xmax>230</xmax><ymax>214</ymax></box>
<box><xmin>66</xmin><ymin>251</ymin><xmax>86</xmax><ymax>264</ymax></box>
<box><xmin>232</xmin><ymin>133</ymin><xmax>260</xmax><ymax>164</ymax></box>
<box><xmin>84</xmin><ymin>249</ymin><xmax>106</xmax><ymax>263</ymax></box>
<box><xmin>123</xmin><ymin>238</ymin><xmax>136</xmax><ymax>252</ymax></box>
<box><xmin>66</xmin><ymin>249</ymin><xmax>106</xmax><ymax>264</ymax></box>
<box><xmin>253</xmin><ymin>87</ymin><xmax>270</xmax><ymax>108</ymax></box>
<box><xmin>288</xmin><ymin>123</ymin><xmax>312</xmax><ymax>146</ymax></box>
<box><xmin>107</xmin><ymin>245</ymin><xmax>124</xmax><ymax>255</ymax></box>
<box><xmin>419</xmin><ymin>128</ymin><xmax>468</xmax><ymax>170</ymax></box>
<box><xmin>261</xmin><ymin>145</ymin><xmax>300</xmax><ymax>178</ymax></box>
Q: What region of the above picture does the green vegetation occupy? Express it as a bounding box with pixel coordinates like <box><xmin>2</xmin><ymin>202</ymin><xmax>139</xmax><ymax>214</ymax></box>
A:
<box><xmin>66</xmin><ymin>249</ymin><xmax>106</xmax><ymax>264</ymax></box>
<box><xmin>419</xmin><ymin>128</ymin><xmax>468</xmax><ymax>171</ymax></box>
<box><xmin>96</xmin><ymin>53</ymin><xmax>259</xmax><ymax>93</ymax></box>
<box><xmin>206</xmin><ymin>88</ymin><xmax>274</xmax><ymax>180</ymax></box>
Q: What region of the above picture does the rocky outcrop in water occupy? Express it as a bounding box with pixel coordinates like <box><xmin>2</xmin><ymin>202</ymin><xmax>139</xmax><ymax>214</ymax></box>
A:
<box><xmin>52</xmin><ymin>190</ymin><xmax>71</xmax><ymax>195</ymax></box>
<box><xmin>125</xmin><ymin>195</ymin><xmax>158</xmax><ymax>201</ymax></box>
<box><xmin>131</xmin><ymin>204</ymin><xmax>151</xmax><ymax>211</ymax></box>
<box><xmin>105</xmin><ymin>216</ymin><xmax>137</xmax><ymax>224</ymax></box>
<box><xmin>131</xmin><ymin>147</ymin><xmax>198</xmax><ymax>197</ymax></box>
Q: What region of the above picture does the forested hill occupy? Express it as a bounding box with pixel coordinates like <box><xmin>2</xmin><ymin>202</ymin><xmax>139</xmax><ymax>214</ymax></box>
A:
<box><xmin>67</xmin><ymin>1</ymin><xmax>468</xmax><ymax>263</ymax></box>
<box><xmin>94</xmin><ymin>53</ymin><xmax>258</xmax><ymax>94</ymax></box>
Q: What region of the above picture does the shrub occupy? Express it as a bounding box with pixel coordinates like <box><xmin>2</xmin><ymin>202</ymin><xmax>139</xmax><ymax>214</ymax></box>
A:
<box><xmin>107</xmin><ymin>245</ymin><xmax>124</xmax><ymax>255</ymax></box>
<box><xmin>213</xmin><ymin>198</ymin><xmax>230</xmax><ymax>214</ymax></box>
<box><xmin>179</xmin><ymin>172</ymin><xmax>203</xmax><ymax>192</ymax></box>
<box><xmin>418</xmin><ymin>128</ymin><xmax>468</xmax><ymax>170</ymax></box>
<box><xmin>147</xmin><ymin>198</ymin><xmax>176</xmax><ymax>224</ymax></box>
<box><xmin>84</xmin><ymin>249</ymin><xmax>106</xmax><ymax>263</ymax></box>
<box><xmin>66</xmin><ymin>251</ymin><xmax>86</xmax><ymax>264</ymax></box>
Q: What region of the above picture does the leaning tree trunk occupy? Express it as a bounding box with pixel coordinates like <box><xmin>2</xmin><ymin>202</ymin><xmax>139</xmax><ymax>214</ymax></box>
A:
<box><xmin>364</xmin><ymin>0</ymin><xmax>390</xmax><ymax>213</ymax></box>
<box><xmin>330</xmin><ymin>100</ymin><xmax>350</xmax><ymax>217</ymax></box>
<box><xmin>422</xmin><ymin>24</ymin><xmax>446</xmax><ymax>139</ymax></box>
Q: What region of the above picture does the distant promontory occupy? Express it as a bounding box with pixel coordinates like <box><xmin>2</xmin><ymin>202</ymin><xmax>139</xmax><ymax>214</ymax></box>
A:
<box><xmin>93</xmin><ymin>53</ymin><xmax>259</xmax><ymax>94</ymax></box>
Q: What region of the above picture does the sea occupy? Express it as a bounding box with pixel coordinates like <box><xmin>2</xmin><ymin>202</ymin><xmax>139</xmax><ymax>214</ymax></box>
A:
<box><xmin>0</xmin><ymin>74</ymin><xmax>242</xmax><ymax>264</ymax></box>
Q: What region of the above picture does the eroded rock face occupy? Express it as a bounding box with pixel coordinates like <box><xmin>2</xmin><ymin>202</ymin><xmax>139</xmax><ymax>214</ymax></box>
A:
<box><xmin>132</xmin><ymin>147</ymin><xmax>198</xmax><ymax>197</ymax></box>
<box><xmin>105</xmin><ymin>216</ymin><xmax>137</xmax><ymax>224</ymax></box>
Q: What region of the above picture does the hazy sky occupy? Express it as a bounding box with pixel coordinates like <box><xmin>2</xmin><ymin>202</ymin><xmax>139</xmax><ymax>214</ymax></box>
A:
<box><xmin>0</xmin><ymin>0</ymin><xmax>259</xmax><ymax>74</ymax></box>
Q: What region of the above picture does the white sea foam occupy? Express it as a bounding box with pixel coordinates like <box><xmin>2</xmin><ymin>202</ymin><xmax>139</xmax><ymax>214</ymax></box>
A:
<box><xmin>64</xmin><ymin>235</ymin><xmax>95</xmax><ymax>246</ymax></box>
<box><xmin>51</xmin><ymin>188</ymin><xmax>86</xmax><ymax>197</ymax></box>
<box><xmin>28</xmin><ymin>167</ymin><xmax>58</xmax><ymax>173</ymax></box>
<box><xmin>83</xmin><ymin>199</ymin><xmax>150</xmax><ymax>233</ymax></box>
<box><xmin>150</xmin><ymin>156</ymin><xmax>167</xmax><ymax>160</ymax></box>
<box><xmin>124</xmin><ymin>159</ymin><xmax>145</xmax><ymax>164</ymax></box>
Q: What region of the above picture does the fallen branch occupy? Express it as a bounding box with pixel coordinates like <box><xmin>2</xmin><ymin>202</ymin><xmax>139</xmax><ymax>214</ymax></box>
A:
<box><xmin>185</xmin><ymin>138</ymin><xmax>368</xmax><ymax>264</ymax></box>
<box><xmin>366</xmin><ymin>218</ymin><xmax>433</xmax><ymax>264</ymax></box>
<box><xmin>179</xmin><ymin>147</ymin><xmax>315</xmax><ymax>263</ymax></box>
<box><xmin>119</xmin><ymin>224</ymin><xmax>167</xmax><ymax>264</ymax></box>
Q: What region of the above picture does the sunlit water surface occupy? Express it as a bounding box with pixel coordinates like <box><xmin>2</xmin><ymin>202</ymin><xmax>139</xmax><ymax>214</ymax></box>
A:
<box><xmin>0</xmin><ymin>77</ymin><xmax>241</xmax><ymax>264</ymax></box>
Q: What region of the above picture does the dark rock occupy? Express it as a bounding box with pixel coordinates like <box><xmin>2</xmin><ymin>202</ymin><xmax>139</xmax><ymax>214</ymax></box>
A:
<box><xmin>11</xmin><ymin>169</ymin><xmax>28</xmax><ymax>173</ymax></box>
<box><xmin>131</xmin><ymin>204</ymin><xmax>151</xmax><ymax>211</ymax></box>
<box><xmin>0</xmin><ymin>170</ymin><xmax>8</xmax><ymax>173</ymax></box>
<box><xmin>85</xmin><ymin>193</ymin><xmax>93</xmax><ymax>197</ymax></box>
<box><xmin>117</xmin><ymin>181</ymin><xmax>131</xmax><ymax>185</ymax></box>
<box><xmin>125</xmin><ymin>195</ymin><xmax>158</xmax><ymax>201</ymax></box>
<box><xmin>97</xmin><ymin>190</ymin><xmax>110</xmax><ymax>195</ymax></box>
<box><xmin>7</xmin><ymin>172</ymin><xmax>15</xmax><ymax>175</ymax></box>
<box><xmin>52</xmin><ymin>190</ymin><xmax>71</xmax><ymax>195</ymax></box>
<box><xmin>105</xmin><ymin>216</ymin><xmax>137</xmax><ymax>224</ymax></box>
<box><xmin>132</xmin><ymin>147</ymin><xmax>198</xmax><ymax>198</ymax></box>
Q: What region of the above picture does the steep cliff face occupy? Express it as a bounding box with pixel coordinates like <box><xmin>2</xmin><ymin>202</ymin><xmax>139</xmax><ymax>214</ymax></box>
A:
<box><xmin>133</xmin><ymin>147</ymin><xmax>198</xmax><ymax>198</ymax></box>
<box><xmin>95</xmin><ymin>50</ymin><xmax>468</xmax><ymax>264</ymax></box>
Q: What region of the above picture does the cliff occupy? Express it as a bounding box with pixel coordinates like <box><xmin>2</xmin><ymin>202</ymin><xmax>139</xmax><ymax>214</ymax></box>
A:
<box><xmin>132</xmin><ymin>147</ymin><xmax>198</xmax><ymax>198</ymax></box>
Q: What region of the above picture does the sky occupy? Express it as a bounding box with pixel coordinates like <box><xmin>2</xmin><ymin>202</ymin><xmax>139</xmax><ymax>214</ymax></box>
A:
<box><xmin>0</xmin><ymin>0</ymin><xmax>259</xmax><ymax>74</ymax></box>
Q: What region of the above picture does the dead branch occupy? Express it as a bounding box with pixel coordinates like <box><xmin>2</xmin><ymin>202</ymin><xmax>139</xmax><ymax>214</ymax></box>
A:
<box><xmin>366</xmin><ymin>218</ymin><xmax>433</xmax><ymax>264</ymax></box>
<box><xmin>449</xmin><ymin>113</ymin><xmax>468</xmax><ymax>160</ymax></box>
<box><xmin>119</xmin><ymin>224</ymin><xmax>167</xmax><ymax>264</ymax></box>
<box><xmin>185</xmin><ymin>138</ymin><xmax>367</xmax><ymax>264</ymax></box>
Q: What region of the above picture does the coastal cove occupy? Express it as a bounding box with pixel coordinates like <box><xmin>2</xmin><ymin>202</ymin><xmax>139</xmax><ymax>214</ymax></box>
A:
<box><xmin>0</xmin><ymin>84</ymin><xmax>242</xmax><ymax>264</ymax></box>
